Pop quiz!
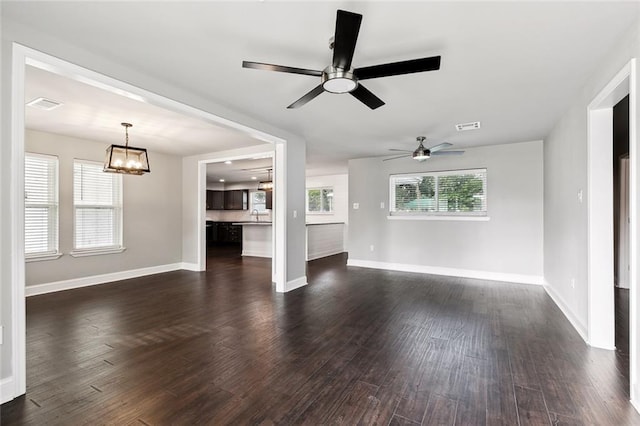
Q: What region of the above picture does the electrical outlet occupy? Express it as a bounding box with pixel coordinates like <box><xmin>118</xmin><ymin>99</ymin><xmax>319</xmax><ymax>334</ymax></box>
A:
<box><xmin>353</xmin><ymin>203</ymin><xmax>359</xmax><ymax>210</ymax></box>
<box><xmin>577</xmin><ymin>190</ymin><xmax>583</xmax><ymax>203</ymax></box>
<box><xmin>0</xmin><ymin>325</ymin><xmax>3</xmax><ymax>345</ymax></box>
<box><xmin>293</xmin><ymin>210</ymin><xmax>297</xmax><ymax>219</ymax></box>
<box><xmin>370</xmin><ymin>245</ymin><xmax>375</xmax><ymax>252</ymax></box>
<box><xmin>571</xmin><ymin>278</ymin><xmax>575</xmax><ymax>289</ymax></box>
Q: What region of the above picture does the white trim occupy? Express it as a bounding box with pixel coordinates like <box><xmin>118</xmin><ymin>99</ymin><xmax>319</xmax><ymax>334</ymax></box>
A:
<box><xmin>11</xmin><ymin>42</ymin><xmax>28</xmax><ymax>401</ymax></box>
<box><xmin>347</xmin><ymin>259</ymin><xmax>543</xmax><ymax>286</ymax></box>
<box><xmin>69</xmin><ymin>247</ymin><xmax>126</xmax><ymax>257</ymax></box>
<box><xmin>285</xmin><ymin>275</ymin><xmax>308</xmax><ymax>292</ymax></box>
<box><xmin>543</xmin><ymin>280</ymin><xmax>590</xmax><ymax>345</ymax></box>
<box><xmin>180</xmin><ymin>262</ymin><xmax>201</xmax><ymax>272</ymax></box>
<box><xmin>25</xmin><ymin>263</ymin><xmax>184</xmax><ymax>297</ymax></box>
<box><xmin>1</xmin><ymin>377</ymin><xmax>15</xmax><ymax>405</ymax></box>
<box><xmin>242</xmin><ymin>250</ymin><xmax>271</xmax><ymax>258</ymax></box>
<box><xmin>387</xmin><ymin>215</ymin><xmax>490</xmax><ymax>221</ymax></box>
<box><xmin>25</xmin><ymin>251</ymin><xmax>63</xmax><ymax>262</ymax></box>
<box><xmin>307</xmin><ymin>249</ymin><xmax>345</xmax><ymax>261</ymax></box>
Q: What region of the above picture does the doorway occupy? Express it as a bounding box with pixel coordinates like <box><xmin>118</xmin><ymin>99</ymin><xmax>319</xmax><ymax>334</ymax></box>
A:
<box><xmin>587</xmin><ymin>58</ymin><xmax>637</xmax><ymax>402</ymax></box>
<box><xmin>613</xmin><ymin>95</ymin><xmax>630</xmax><ymax>391</ymax></box>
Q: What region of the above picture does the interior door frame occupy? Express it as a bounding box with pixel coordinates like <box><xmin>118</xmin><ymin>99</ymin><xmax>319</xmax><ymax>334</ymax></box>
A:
<box><xmin>587</xmin><ymin>58</ymin><xmax>637</xmax><ymax>403</ymax></box>
<box><xmin>6</xmin><ymin>42</ymin><xmax>288</xmax><ymax>403</ymax></box>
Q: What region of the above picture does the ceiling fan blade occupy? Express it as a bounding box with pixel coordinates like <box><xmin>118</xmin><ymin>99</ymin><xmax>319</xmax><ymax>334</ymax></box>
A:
<box><xmin>354</xmin><ymin>56</ymin><xmax>441</xmax><ymax>80</ymax></box>
<box><xmin>388</xmin><ymin>149</ymin><xmax>413</xmax><ymax>152</ymax></box>
<box><xmin>350</xmin><ymin>84</ymin><xmax>385</xmax><ymax>110</ymax></box>
<box><xmin>383</xmin><ymin>154</ymin><xmax>411</xmax><ymax>161</ymax></box>
<box><xmin>332</xmin><ymin>10</ymin><xmax>362</xmax><ymax>70</ymax></box>
<box><xmin>427</xmin><ymin>142</ymin><xmax>452</xmax><ymax>152</ymax></box>
<box><xmin>287</xmin><ymin>84</ymin><xmax>325</xmax><ymax>109</ymax></box>
<box><xmin>431</xmin><ymin>150</ymin><xmax>465</xmax><ymax>156</ymax></box>
<box><xmin>243</xmin><ymin>61</ymin><xmax>322</xmax><ymax>77</ymax></box>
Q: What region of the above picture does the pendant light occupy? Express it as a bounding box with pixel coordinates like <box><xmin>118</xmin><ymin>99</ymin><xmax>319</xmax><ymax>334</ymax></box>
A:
<box><xmin>258</xmin><ymin>168</ymin><xmax>273</xmax><ymax>191</ymax></box>
<box><xmin>104</xmin><ymin>123</ymin><xmax>150</xmax><ymax>175</ymax></box>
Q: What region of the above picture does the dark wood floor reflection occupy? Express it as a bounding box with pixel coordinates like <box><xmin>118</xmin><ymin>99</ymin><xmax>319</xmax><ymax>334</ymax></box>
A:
<box><xmin>2</xmin><ymin>251</ymin><xmax>639</xmax><ymax>425</ymax></box>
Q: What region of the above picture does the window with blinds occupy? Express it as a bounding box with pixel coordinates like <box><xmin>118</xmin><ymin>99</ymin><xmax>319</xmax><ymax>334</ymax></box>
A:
<box><xmin>390</xmin><ymin>168</ymin><xmax>487</xmax><ymax>216</ymax></box>
<box><xmin>25</xmin><ymin>153</ymin><xmax>59</xmax><ymax>256</ymax></box>
<box><xmin>73</xmin><ymin>160</ymin><xmax>123</xmax><ymax>251</ymax></box>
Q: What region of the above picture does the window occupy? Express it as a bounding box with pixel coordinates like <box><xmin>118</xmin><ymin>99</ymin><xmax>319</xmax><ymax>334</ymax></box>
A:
<box><xmin>390</xmin><ymin>168</ymin><xmax>487</xmax><ymax>217</ymax></box>
<box><xmin>251</xmin><ymin>190</ymin><xmax>268</xmax><ymax>213</ymax></box>
<box><xmin>73</xmin><ymin>160</ymin><xmax>123</xmax><ymax>254</ymax></box>
<box><xmin>307</xmin><ymin>187</ymin><xmax>334</xmax><ymax>213</ymax></box>
<box><xmin>25</xmin><ymin>153</ymin><xmax>59</xmax><ymax>258</ymax></box>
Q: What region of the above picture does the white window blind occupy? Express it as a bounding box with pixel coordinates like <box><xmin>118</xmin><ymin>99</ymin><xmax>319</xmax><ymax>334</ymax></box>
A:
<box><xmin>307</xmin><ymin>187</ymin><xmax>334</xmax><ymax>213</ymax></box>
<box><xmin>390</xmin><ymin>169</ymin><xmax>487</xmax><ymax>216</ymax></box>
<box><xmin>25</xmin><ymin>153</ymin><xmax>59</xmax><ymax>255</ymax></box>
<box><xmin>73</xmin><ymin>160</ymin><xmax>123</xmax><ymax>251</ymax></box>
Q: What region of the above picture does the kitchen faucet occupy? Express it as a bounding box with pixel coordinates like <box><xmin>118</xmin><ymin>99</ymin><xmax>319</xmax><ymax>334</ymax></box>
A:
<box><xmin>251</xmin><ymin>209</ymin><xmax>260</xmax><ymax>222</ymax></box>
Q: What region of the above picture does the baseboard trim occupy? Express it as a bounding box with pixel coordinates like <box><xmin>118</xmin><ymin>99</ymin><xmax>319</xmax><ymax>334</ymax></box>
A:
<box><xmin>307</xmin><ymin>249</ymin><xmax>345</xmax><ymax>261</ymax></box>
<box><xmin>1</xmin><ymin>376</ymin><xmax>15</xmax><ymax>405</ymax></box>
<box><xmin>180</xmin><ymin>262</ymin><xmax>202</xmax><ymax>272</ymax></box>
<box><xmin>543</xmin><ymin>281</ymin><xmax>589</xmax><ymax>344</ymax></box>
<box><xmin>632</xmin><ymin>393</ymin><xmax>640</xmax><ymax>415</ymax></box>
<box><xmin>285</xmin><ymin>275</ymin><xmax>308</xmax><ymax>292</ymax></box>
<box><xmin>241</xmin><ymin>250</ymin><xmax>271</xmax><ymax>258</ymax></box>
<box><xmin>346</xmin><ymin>259</ymin><xmax>543</xmax><ymax>286</ymax></box>
<box><xmin>26</xmin><ymin>263</ymin><xmax>184</xmax><ymax>297</ymax></box>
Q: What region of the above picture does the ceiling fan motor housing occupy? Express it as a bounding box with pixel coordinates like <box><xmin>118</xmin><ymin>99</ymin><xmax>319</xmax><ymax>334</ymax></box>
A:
<box><xmin>322</xmin><ymin>66</ymin><xmax>357</xmax><ymax>93</ymax></box>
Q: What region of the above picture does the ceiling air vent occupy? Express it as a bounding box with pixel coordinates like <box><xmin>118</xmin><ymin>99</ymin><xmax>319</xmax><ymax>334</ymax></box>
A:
<box><xmin>26</xmin><ymin>97</ymin><xmax>63</xmax><ymax>111</ymax></box>
<box><xmin>455</xmin><ymin>121</ymin><xmax>481</xmax><ymax>132</ymax></box>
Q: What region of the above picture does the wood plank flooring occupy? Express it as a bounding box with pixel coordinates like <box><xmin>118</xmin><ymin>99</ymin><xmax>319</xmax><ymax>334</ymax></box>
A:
<box><xmin>2</xmin><ymin>249</ymin><xmax>639</xmax><ymax>425</ymax></box>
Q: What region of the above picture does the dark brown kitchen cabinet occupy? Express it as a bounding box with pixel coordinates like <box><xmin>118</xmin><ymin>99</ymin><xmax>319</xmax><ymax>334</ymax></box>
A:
<box><xmin>206</xmin><ymin>190</ymin><xmax>245</xmax><ymax>210</ymax></box>
<box><xmin>224</xmin><ymin>190</ymin><xmax>248</xmax><ymax>210</ymax></box>
<box><xmin>265</xmin><ymin>190</ymin><xmax>273</xmax><ymax>210</ymax></box>
<box><xmin>211</xmin><ymin>222</ymin><xmax>242</xmax><ymax>245</ymax></box>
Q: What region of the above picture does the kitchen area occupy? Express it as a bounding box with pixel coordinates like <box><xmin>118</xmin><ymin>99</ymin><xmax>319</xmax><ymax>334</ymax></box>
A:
<box><xmin>205</xmin><ymin>159</ymin><xmax>348</xmax><ymax>268</ymax></box>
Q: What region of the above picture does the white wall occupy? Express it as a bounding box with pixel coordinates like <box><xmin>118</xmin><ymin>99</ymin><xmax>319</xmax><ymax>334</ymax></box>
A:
<box><xmin>305</xmin><ymin>174</ymin><xmax>348</xmax><ymax>225</ymax></box>
<box><xmin>544</xmin><ymin>23</ymin><xmax>640</xmax><ymax>339</ymax></box>
<box><xmin>348</xmin><ymin>141</ymin><xmax>544</xmax><ymax>283</ymax></box>
<box><xmin>25</xmin><ymin>130</ymin><xmax>183</xmax><ymax>286</ymax></box>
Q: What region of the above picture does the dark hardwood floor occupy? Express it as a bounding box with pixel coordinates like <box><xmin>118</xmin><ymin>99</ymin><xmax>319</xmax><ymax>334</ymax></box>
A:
<box><xmin>2</xmin><ymin>251</ymin><xmax>639</xmax><ymax>425</ymax></box>
<box><xmin>616</xmin><ymin>286</ymin><xmax>631</xmax><ymax>394</ymax></box>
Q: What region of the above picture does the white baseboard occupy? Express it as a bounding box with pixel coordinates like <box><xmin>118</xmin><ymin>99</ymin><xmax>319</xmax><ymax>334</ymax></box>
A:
<box><xmin>180</xmin><ymin>262</ymin><xmax>202</xmax><ymax>272</ymax></box>
<box><xmin>241</xmin><ymin>250</ymin><xmax>271</xmax><ymax>258</ymax></box>
<box><xmin>1</xmin><ymin>376</ymin><xmax>15</xmax><ymax>405</ymax></box>
<box><xmin>346</xmin><ymin>259</ymin><xmax>544</xmax><ymax>286</ymax></box>
<box><xmin>543</xmin><ymin>280</ymin><xmax>589</xmax><ymax>344</ymax></box>
<box><xmin>307</xmin><ymin>249</ymin><xmax>345</xmax><ymax>261</ymax></box>
<box><xmin>26</xmin><ymin>263</ymin><xmax>184</xmax><ymax>297</ymax></box>
<box><xmin>285</xmin><ymin>275</ymin><xmax>308</xmax><ymax>292</ymax></box>
<box><xmin>632</xmin><ymin>393</ymin><xmax>640</xmax><ymax>415</ymax></box>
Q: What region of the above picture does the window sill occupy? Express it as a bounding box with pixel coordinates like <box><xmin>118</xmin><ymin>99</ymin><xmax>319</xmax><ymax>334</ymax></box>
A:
<box><xmin>69</xmin><ymin>247</ymin><xmax>126</xmax><ymax>257</ymax></box>
<box><xmin>25</xmin><ymin>252</ymin><xmax>63</xmax><ymax>263</ymax></box>
<box><xmin>387</xmin><ymin>215</ymin><xmax>490</xmax><ymax>222</ymax></box>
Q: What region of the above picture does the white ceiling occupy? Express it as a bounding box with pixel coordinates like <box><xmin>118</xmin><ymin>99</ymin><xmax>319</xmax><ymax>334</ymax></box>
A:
<box><xmin>206</xmin><ymin>156</ymin><xmax>273</xmax><ymax>185</ymax></box>
<box><xmin>8</xmin><ymin>1</ymin><xmax>640</xmax><ymax>175</ymax></box>
<box><xmin>25</xmin><ymin>65</ymin><xmax>267</xmax><ymax>157</ymax></box>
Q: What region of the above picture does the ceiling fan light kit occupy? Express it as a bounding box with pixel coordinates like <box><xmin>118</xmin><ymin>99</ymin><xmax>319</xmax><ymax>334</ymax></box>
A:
<box><xmin>384</xmin><ymin>136</ymin><xmax>465</xmax><ymax>162</ymax></box>
<box><xmin>242</xmin><ymin>9</ymin><xmax>441</xmax><ymax>110</ymax></box>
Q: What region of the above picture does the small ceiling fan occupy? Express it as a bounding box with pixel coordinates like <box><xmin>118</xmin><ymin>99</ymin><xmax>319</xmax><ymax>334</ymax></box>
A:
<box><xmin>384</xmin><ymin>136</ymin><xmax>465</xmax><ymax>162</ymax></box>
<box><xmin>242</xmin><ymin>9</ymin><xmax>441</xmax><ymax>110</ymax></box>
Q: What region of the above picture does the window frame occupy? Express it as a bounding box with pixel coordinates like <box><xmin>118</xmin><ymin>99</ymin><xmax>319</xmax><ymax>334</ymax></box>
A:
<box><xmin>24</xmin><ymin>152</ymin><xmax>62</xmax><ymax>261</ymax></box>
<box><xmin>250</xmin><ymin>190</ymin><xmax>269</xmax><ymax>215</ymax></box>
<box><xmin>306</xmin><ymin>186</ymin><xmax>334</xmax><ymax>215</ymax></box>
<box><xmin>388</xmin><ymin>168</ymin><xmax>488</xmax><ymax>220</ymax></box>
<box><xmin>70</xmin><ymin>159</ymin><xmax>125</xmax><ymax>257</ymax></box>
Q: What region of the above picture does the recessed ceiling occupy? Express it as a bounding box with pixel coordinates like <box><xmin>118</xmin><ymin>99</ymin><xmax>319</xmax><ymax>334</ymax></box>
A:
<box><xmin>25</xmin><ymin>65</ymin><xmax>268</xmax><ymax>157</ymax></box>
<box><xmin>206</xmin><ymin>157</ymin><xmax>273</xmax><ymax>185</ymax></box>
<box><xmin>7</xmin><ymin>2</ymin><xmax>639</xmax><ymax>175</ymax></box>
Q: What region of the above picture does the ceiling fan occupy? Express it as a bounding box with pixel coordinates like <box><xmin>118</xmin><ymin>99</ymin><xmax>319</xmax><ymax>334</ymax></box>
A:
<box><xmin>384</xmin><ymin>136</ymin><xmax>465</xmax><ymax>162</ymax></box>
<box><xmin>242</xmin><ymin>9</ymin><xmax>441</xmax><ymax>110</ymax></box>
